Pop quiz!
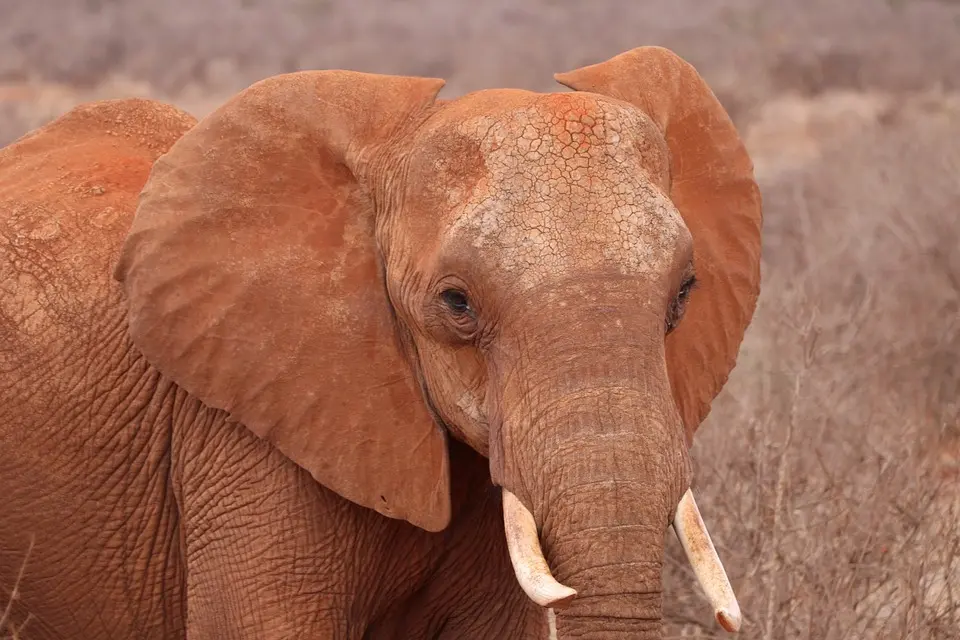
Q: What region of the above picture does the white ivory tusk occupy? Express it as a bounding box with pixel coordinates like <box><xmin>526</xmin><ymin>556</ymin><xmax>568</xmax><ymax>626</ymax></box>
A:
<box><xmin>672</xmin><ymin>489</ymin><xmax>742</xmax><ymax>632</ymax></box>
<box><xmin>501</xmin><ymin>489</ymin><xmax>578</xmax><ymax>609</ymax></box>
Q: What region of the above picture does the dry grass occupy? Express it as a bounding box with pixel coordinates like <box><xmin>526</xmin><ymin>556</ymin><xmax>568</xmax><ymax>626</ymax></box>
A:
<box><xmin>0</xmin><ymin>536</ymin><xmax>33</xmax><ymax>640</ymax></box>
<box><xmin>663</xmin><ymin>92</ymin><xmax>960</xmax><ymax>638</ymax></box>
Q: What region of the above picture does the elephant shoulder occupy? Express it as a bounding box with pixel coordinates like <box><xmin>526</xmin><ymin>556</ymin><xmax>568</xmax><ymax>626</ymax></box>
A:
<box><xmin>0</xmin><ymin>98</ymin><xmax>196</xmax><ymax>365</ymax></box>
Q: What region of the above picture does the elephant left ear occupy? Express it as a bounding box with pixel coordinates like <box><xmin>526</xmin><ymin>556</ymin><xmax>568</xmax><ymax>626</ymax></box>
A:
<box><xmin>116</xmin><ymin>71</ymin><xmax>452</xmax><ymax>531</ymax></box>
<box><xmin>555</xmin><ymin>47</ymin><xmax>763</xmax><ymax>442</ymax></box>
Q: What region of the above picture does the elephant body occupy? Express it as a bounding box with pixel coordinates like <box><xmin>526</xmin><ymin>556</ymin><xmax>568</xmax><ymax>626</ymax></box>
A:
<box><xmin>1</xmin><ymin>47</ymin><xmax>761</xmax><ymax>639</ymax></box>
<box><xmin>0</xmin><ymin>100</ymin><xmax>542</xmax><ymax>639</ymax></box>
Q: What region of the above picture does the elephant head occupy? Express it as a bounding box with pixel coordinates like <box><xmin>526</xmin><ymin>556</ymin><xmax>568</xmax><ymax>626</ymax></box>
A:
<box><xmin>115</xmin><ymin>46</ymin><xmax>761</xmax><ymax>637</ymax></box>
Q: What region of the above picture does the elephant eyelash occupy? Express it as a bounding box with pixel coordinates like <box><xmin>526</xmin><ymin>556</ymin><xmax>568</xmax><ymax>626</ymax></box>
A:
<box><xmin>678</xmin><ymin>274</ymin><xmax>698</xmax><ymax>299</ymax></box>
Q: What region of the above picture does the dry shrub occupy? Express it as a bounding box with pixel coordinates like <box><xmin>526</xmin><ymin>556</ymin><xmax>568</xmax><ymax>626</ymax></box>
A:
<box><xmin>663</xmin><ymin>95</ymin><xmax>960</xmax><ymax>638</ymax></box>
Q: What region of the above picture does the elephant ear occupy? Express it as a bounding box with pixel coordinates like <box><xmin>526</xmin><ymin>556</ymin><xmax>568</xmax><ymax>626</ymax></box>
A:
<box><xmin>115</xmin><ymin>71</ymin><xmax>452</xmax><ymax>531</ymax></box>
<box><xmin>555</xmin><ymin>46</ymin><xmax>762</xmax><ymax>442</ymax></box>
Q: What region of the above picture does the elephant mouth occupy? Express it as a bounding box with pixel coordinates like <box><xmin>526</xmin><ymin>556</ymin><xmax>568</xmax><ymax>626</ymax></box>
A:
<box><xmin>501</xmin><ymin>488</ymin><xmax>742</xmax><ymax>633</ymax></box>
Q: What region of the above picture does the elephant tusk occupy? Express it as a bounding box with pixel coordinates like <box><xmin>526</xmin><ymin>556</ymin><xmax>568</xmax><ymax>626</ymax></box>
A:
<box><xmin>501</xmin><ymin>489</ymin><xmax>578</xmax><ymax>609</ymax></box>
<box><xmin>673</xmin><ymin>489</ymin><xmax>742</xmax><ymax>633</ymax></box>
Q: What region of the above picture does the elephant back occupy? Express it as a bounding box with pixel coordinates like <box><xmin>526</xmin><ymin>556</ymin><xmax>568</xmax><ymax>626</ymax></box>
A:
<box><xmin>0</xmin><ymin>98</ymin><xmax>195</xmax><ymax>376</ymax></box>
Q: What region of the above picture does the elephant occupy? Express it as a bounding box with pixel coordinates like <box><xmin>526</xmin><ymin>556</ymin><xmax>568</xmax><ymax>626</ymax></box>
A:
<box><xmin>0</xmin><ymin>45</ymin><xmax>761</xmax><ymax>639</ymax></box>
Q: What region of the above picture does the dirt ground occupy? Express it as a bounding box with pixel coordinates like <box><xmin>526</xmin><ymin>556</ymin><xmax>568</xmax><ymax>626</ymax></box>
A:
<box><xmin>2</xmin><ymin>0</ymin><xmax>959</xmax><ymax>637</ymax></box>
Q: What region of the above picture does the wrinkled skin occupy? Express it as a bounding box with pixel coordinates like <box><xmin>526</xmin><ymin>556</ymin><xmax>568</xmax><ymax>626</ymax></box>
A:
<box><xmin>0</xmin><ymin>47</ymin><xmax>761</xmax><ymax>639</ymax></box>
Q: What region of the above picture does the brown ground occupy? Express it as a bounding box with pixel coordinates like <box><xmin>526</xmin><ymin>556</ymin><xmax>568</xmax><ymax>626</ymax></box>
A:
<box><xmin>2</xmin><ymin>1</ymin><xmax>959</xmax><ymax>637</ymax></box>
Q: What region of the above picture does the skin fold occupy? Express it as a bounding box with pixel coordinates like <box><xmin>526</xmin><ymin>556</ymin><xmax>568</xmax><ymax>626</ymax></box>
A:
<box><xmin>0</xmin><ymin>46</ymin><xmax>761</xmax><ymax>639</ymax></box>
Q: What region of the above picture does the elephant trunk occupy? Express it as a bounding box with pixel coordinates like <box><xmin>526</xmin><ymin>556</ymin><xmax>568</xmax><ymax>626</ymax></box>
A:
<box><xmin>503</xmin><ymin>393</ymin><xmax>675</xmax><ymax>639</ymax></box>
<box><xmin>491</xmin><ymin>295</ymin><xmax>739</xmax><ymax>637</ymax></box>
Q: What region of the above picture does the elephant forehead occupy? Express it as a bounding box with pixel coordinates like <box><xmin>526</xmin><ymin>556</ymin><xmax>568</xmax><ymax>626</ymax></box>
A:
<box><xmin>444</xmin><ymin>94</ymin><xmax>687</xmax><ymax>289</ymax></box>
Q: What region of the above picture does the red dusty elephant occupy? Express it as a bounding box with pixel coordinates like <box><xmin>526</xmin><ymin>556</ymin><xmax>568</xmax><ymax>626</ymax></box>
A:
<box><xmin>0</xmin><ymin>46</ymin><xmax>761</xmax><ymax>639</ymax></box>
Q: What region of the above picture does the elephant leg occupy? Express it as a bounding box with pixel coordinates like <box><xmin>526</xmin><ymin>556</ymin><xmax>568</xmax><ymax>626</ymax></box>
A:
<box><xmin>171</xmin><ymin>409</ymin><xmax>450</xmax><ymax>639</ymax></box>
<box><xmin>171</xmin><ymin>410</ymin><xmax>354</xmax><ymax>638</ymax></box>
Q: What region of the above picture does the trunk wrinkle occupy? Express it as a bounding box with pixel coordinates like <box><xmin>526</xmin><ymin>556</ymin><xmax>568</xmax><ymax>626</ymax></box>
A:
<box><xmin>547</xmin><ymin>479</ymin><xmax>653</xmax><ymax>509</ymax></box>
<box><xmin>549</xmin><ymin>523</ymin><xmax>662</xmax><ymax>539</ymax></box>
<box><xmin>555</xmin><ymin>610</ymin><xmax>662</xmax><ymax>640</ymax></box>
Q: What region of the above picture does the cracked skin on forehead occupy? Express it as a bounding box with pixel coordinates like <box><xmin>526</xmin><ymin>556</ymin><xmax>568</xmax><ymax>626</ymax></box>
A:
<box><xmin>411</xmin><ymin>90</ymin><xmax>692</xmax><ymax>292</ymax></box>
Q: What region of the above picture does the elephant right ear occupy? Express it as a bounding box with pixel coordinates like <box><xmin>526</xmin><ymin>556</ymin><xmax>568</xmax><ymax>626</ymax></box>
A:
<box><xmin>115</xmin><ymin>71</ymin><xmax>452</xmax><ymax>531</ymax></box>
<box><xmin>555</xmin><ymin>47</ymin><xmax>763</xmax><ymax>443</ymax></box>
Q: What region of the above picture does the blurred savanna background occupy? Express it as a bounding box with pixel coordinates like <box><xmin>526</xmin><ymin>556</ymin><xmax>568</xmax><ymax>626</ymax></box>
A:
<box><xmin>2</xmin><ymin>0</ymin><xmax>958</xmax><ymax>637</ymax></box>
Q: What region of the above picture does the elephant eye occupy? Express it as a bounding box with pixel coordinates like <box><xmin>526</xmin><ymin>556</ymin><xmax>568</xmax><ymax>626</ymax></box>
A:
<box><xmin>440</xmin><ymin>288</ymin><xmax>473</xmax><ymax>316</ymax></box>
<box><xmin>678</xmin><ymin>274</ymin><xmax>697</xmax><ymax>301</ymax></box>
<box><xmin>666</xmin><ymin>274</ymin><xmax>697</xmax><ymax>334</ymax></box>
